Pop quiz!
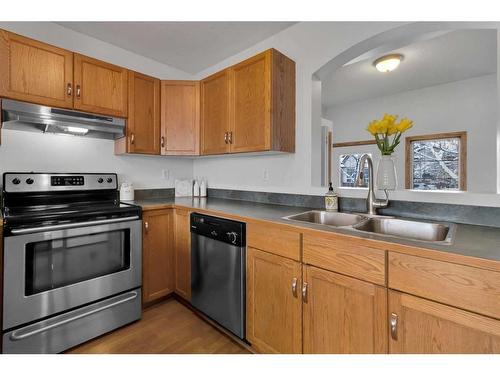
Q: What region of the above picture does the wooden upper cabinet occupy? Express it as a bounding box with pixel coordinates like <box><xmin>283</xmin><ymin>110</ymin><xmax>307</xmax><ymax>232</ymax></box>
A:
<box><xmin>200</xmin><ymin>69</ymin><xmax>231</xmax><ymax>155</ymax></box>
<box><xmin>200</xmin><ymin>49</ymin><xmax>295</xmax><ymax>155</ymax></box>
<box><xmin>229</xmin><ymin>49</ymin><xmax>295</xmax><ymax>153</ymax></box>
<box><xmin>246</xmin><ymin>247</ymin><xmax>302</xmax><ymax>353</ymax></box>
<box><xmin>142</xmin><ymin>209</ymin><xmax>174</xmax><ymax>304</ymax></box>
<box><xmin>73</xmin><ymin>53</ymin><xmax>128</xmax><ymax>117</ymax></box>
<box><xmin>116</xmin><ymin>71</ymin><xmax>160</xmax><ymax>155</ymax></box>
<box><xmin>230</xmin><ymin>51</ymin><xmax>270</xmax><ymax>153</ymax></box>
<box><xmin>161</xmin><ymin>81</ymin><xmax>200</xmax><ymax>155</ymax></box>
<box><xmin>173</xmin><ymin>209</ymin><xmax>191</xmax><ymax>300</ymax></box>
<box><xmin>0</xmin><ymin>30</ymin><xmax>74</xmax><ymax>109</ymax></box>
<box><xmin>303</xmin><ymin>265</ymin><xmax>387</xmax><ymax>354</ymax></box>
<box><xmin>389</xmin><ymin>291</ymin><xmax>500</xmax><ymax>354</ymax></box>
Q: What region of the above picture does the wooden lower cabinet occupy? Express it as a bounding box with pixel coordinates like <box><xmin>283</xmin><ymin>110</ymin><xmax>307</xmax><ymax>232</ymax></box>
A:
<box><xmin>142</xmin><ymin>209</ymin><xmax>174</xmax><ymax>304</ymax></box>
<box><xmin>174</xmin><ymin>209</ymin><xmax>191</xmax><ymax>300</ymax></box>
<box><xmin>303</xmin><ymin>265</ymin><xmax>387</xmax><ymax>353</ymax></box>
<box><xmin>246</xmin><ymin>247</ymin><xmax>302</xmax><ymax>353</ymax></box>
<box><xmin>388</xmin><ymin>290</ymin><xmax>500</xmax><ymax>353</ymax></box>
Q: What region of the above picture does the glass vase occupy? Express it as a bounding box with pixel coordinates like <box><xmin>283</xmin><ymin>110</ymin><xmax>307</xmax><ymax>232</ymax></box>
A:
<box><xmin>376</xmin><ymin>155</ymin><xmax>397</xmax><ymax>190</ymax></box>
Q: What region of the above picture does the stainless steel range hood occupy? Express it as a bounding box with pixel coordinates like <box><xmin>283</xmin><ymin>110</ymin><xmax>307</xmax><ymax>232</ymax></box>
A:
<box><xmin>1</xmin><ymin>99</ymin><xmax>125</xmax><ymax>140</ymax></box>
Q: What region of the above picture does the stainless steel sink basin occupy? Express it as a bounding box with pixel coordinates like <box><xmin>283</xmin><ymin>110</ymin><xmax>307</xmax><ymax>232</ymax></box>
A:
<box><xmin>282</xmin><ymin>210</ymin><xmax>365</xmax><ymax>227</ymax></box>
<box><xmin>353</xmin><ymin>217</ymin><xmax>455</xmax><ymax>243</ymax></box>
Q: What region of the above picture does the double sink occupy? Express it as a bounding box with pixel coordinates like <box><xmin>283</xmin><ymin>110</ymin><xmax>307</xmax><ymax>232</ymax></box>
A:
<box><xmin>282</xmin><ymin>210</ymin><xmax>455</xmax><ymax>244</ymax></box>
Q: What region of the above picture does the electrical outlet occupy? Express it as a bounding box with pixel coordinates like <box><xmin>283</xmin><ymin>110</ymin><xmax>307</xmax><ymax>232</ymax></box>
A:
<box><xmin>162</xmin><ymin>169</ymin><xmax>170</xmax><ymax>180</ymax></box>
<box><xmin>263</xmin><ymin>169</ymin><xmax>269</xmax><ymax>182</ymax></box>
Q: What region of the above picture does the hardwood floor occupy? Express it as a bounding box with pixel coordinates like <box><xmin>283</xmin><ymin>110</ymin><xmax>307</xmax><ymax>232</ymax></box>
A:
<box><xmin>67</xmin><ymin>298</ymin><xmax>250</xmax><ymax>354</ymax></box>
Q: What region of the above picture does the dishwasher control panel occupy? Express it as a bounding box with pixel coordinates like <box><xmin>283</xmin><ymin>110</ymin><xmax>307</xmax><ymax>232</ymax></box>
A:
<box><xmin>190</xmin><ymin>213</ymin><xmax>245</xmax><ymax>247</ymax></box>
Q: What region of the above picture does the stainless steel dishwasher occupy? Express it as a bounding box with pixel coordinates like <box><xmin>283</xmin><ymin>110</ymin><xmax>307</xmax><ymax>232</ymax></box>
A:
<box><xmin>190</xmin><ymin>213</ymin><xmax>246</xmax><ymax>339</ymax></box>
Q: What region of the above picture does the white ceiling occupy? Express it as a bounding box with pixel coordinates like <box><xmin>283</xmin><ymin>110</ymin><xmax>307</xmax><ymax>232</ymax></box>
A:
<box><xmin>56</xmin><ymin>22</ymin><xmax>296</xmax><ymax>74</ymax></box>
<box><xmin>323</xmin><ymin>29</ymin><xmax>497</xmax><ymax>108</ymax></box>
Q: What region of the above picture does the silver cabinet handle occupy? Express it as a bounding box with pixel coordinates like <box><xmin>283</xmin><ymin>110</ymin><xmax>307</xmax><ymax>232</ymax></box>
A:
<box><xmin>291</xmin><ymin>277</ymin><xmax>298</xmax><ymax>296</ymax></box>
<box><xmin>67</xmin><ymin>83</ymin><xmax>72</xmax><ymax>96</ymax></box>
<box><xmin>130</xmin><ymin>133</ymin><xmax>135</xmax><ymax>145</ymax></box>
<box><xmin>302</xmin><ymin>282</ymin><xmax>308</xmax><ymax>301</ymax></box>
<box><xmin>228</xmin><ymin>131</ymin><xmax>233</xmax><ymax>144</ymax></box>
<box><xmin>144</xmin><ymin>221</ymin><xmax>149</xmax><ymax>232</ymax></box>
<box><xmin>390</xmin><ymin>312</ymin><xmax>398</xmax><ymax>340</ymax></box>
<box><xmin>10</xmin><ymin>216</ymin><xmax>140</xmax><ymax>235</ymax></box>
<box><xmin>224</xmin><ymin>132</ymin><xmax>228</xmax><ymax>144</ymax></box>
<box><xmin>161</xmin><ymin>136</ymin><xmax>165</xmax><ymax>148</ymax></box>
<box><xmin>10</xmin><ymin>291</ymin><xmax>138</xmax><ymax>341</ymax></box>
<box><xmin>76</xmin><ymin>84</ymin><xmax>81</xmax><ymax>98</ymax></box>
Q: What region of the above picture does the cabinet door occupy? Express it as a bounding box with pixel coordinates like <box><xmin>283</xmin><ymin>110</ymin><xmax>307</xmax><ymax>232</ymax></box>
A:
<box><xmin>200</xmin><ymin>69</ymin><xmax>231</xmax><ymax>155</ymax></box>
<box><xmin>74</xmin><ymin>53</ymin><xmax>128</xmax><ymax>117</ymax></box>
<box><xmin>142</xmin><ymin>210</ymin><xmax>174</xmax><ymax>304</ymax></box>
<box><xmin>389</xmin><ymin>291</ymin><xmax>500</xmax><ymax>353</ymax></box>
<box><xmin>126</xmin><ymin>71</ymin><xmax>160</xmax><ymax>154</ymax></box>
<box><xmin>230</xmin><ymin>50</ymin><xmax>271</xmax><ymax>153</ymax></box>
<box><xmin>174</xmin><ymin>209</ymin><xmax>191</xmax><ymax>301</ymax></box>
<box><xmin>246</xmin><ymin>247</ymin><xmax>302</xmax><ymax>353</ymax></box>
<box><xmin>0</xmin><ymin>30</ymin><xmax>74</xmax><ymax>108</ymax></box>
<box><xmin>303</xmin><ymin>265</ymin><xmax>387</xmax><ymax>353</ymax></box>
<box><xmin>161</xmin><ymin>81</ymin><xmax>200</xmax><ymax>155</ymax></box>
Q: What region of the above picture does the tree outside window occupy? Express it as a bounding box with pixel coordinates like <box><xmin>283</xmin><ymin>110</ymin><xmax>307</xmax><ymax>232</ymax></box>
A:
<box><xmin>406</xmin><ymin>132</ymin><xmax>467</xmax><ymax>191</ymax></box>
<box><xmin>340</xmin><ymin>153</ymin><xmax>370</xmax><ymax>188</ymax></box>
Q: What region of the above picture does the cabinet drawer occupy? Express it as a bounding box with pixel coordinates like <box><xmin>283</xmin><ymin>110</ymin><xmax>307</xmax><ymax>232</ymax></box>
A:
<box><xmin>389</xmin><ymin>252</ymin><xmax>500</xmax><ymax>320</ymax></box>
<box><xmin>303</xmin><ymin>233</ymin><xmax>386</xmax><ymax>285</ymax></box>
<box><xmin>247</xmin><ymin>222</ymin><xmax>301</xmax><ymax>261</ymax></box>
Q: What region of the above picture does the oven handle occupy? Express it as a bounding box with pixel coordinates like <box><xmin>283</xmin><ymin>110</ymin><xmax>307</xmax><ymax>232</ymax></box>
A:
<box><xmin>10</xmin><ymin>216</ymin><xmax>140</xmax><ymax>235</ymax></box>
<box><xmin>9</xmin><ymin>291</ymin><xmax>139</xmax><ymax>341</ymax></box>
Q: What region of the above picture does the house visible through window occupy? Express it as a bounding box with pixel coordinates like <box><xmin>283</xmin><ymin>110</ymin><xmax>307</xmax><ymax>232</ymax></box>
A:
<box><xmin>340</xmin><ymin>153</ymin><xmax>370</xmax><ymax>188</ymax></box>
<box><xmin>406</xmin><ymin>132</ymin><xmax>467</xmax><ymax>191</ymax></box>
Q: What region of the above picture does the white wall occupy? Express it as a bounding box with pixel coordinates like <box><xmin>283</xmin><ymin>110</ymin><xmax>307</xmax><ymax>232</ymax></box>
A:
<box><xmin>325</xmin><ymin>74</ymin><xmax>498</xmax><ymax>194</ymax></box>
<box><xmin>192</xmin><ymin>22</ymin><xmax>403</xmax><ymax>195</ymax></box>
<box><xmin>0</xmin><ymin>131</ymin><xmax>193</xmax><ymax>188</ymax></box>
<box><xmin>0</xmin><ymin>22</ymin><xmax>194</xmax><ymax>189</ymax></box>
<box><xmin>191</xmin><ymin>22</ymin><xmax>500</xmax><ymax>207</ymax></box>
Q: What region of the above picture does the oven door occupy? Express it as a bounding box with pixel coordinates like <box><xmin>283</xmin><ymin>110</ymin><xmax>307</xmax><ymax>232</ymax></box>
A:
<box><xmin>3</xmin><ymin>218</ymin><xmax>142</xmax><ymax>330</ymax></box>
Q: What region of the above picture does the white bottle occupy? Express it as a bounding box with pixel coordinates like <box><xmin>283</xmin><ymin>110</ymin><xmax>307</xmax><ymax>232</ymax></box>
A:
<box><xmin>193</xmin><ymin>179</ymin><xmax>200</xmax><ymax>197</ymax></box>
<box><xmin>200</xmin><ymin>178</ymin><xmax>207</xmax><ymax>197</ymax></box>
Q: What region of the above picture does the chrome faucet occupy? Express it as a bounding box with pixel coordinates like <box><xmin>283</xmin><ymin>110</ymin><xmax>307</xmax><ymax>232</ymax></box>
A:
<box><xmin>355</xmin><ymin>153</ymin><xmax>389</xmax><ymax>215</ymax></box>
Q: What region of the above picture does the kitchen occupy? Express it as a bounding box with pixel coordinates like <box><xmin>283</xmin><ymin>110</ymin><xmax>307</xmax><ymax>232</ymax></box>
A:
<box><xmin>0</xmin><ymin>1</ymin><xmax>500</xmax><ymax>373</ymax></box>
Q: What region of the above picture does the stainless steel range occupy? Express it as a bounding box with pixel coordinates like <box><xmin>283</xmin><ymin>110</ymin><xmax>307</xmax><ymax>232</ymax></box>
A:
<box><xmin>1</xmin><ymin>172</ymin><xmax>142</xmax><ymax>354</ymax></box>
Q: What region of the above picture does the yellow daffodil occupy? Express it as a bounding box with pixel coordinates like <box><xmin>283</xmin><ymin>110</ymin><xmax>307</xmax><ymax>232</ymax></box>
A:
<box><xmin>382</xmin><ymin>113</ymin><xmax>398</xmax><ymax>125</ymax></box>
<box><xmin>367</xmin><ymin>120</ymin><xmax>380</xmax><ymax>135</ymax></box>
<box><xmin>378</xmin><ymin>119</ymin><xmax>389</xmax><ymax>134</ymax></box>
<box><xmin>387</xmin><ymin>123</ymin><xmax>398</xmax><ymax>135</ymax></box>
<box><xmin>366</xmin><ymin>114</ymin><xmax>414</xmax><ymax>155</ymax></box>
<box><xmin>396</xmin><ymin>118</ymin><xmax>413</xmax><ymax>132</ymax></box>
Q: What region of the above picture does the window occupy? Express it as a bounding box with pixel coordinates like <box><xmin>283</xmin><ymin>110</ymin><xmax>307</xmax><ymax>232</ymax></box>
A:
<box><xmin>339</xmin><ymin>153</ymin><xmax>370</xmax><ymax>188</ymax></box>
<box><xmin>405</xmin><ymin>132</ymin><xmax>467</xmax><ymax>191</ymax></box>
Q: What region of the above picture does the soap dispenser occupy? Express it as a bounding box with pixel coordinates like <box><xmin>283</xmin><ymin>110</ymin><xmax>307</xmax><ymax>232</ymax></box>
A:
<box><xmin>325</xmin><ymin>182</ymin><xmax>338</xmax><ymax>211</ymax></box>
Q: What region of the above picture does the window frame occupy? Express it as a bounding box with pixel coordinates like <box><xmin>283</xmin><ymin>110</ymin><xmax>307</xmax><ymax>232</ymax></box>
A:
<box><xmin>405</xmin><ymin>131</ymin><xmax>467</xmax><ymax>191</ymax></box>
<box><xmin>339</xmin><ymin>152</ymin><xmax>371</xmax><ymax>189</ymax></box>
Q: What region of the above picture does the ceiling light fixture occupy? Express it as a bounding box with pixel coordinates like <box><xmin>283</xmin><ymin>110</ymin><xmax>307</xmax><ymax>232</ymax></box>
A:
<box><xmin>373</xmin><ymin>54</ymin><xmax>404</xmax><ymax>73</ymax></box>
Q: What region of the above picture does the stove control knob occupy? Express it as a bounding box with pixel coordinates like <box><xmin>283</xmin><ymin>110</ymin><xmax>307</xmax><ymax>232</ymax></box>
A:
<box><xmin>97</xmin><ymin>177</ymin><xmax>104</xmax><ymax>183</ymax></box>
<box><xmin>12</xmin><ymin>178</ymin><xmax>21</xmax><ymax>185</ymax></box>
<box><xmin>106</xmin><ymin>177</ymin><xmax>113</xmax><ymax>183</ymax></box>
<box><xmin>26</xmin><ymin>178</ymin><xmax>34</xmax><ymax>185</ymax></box>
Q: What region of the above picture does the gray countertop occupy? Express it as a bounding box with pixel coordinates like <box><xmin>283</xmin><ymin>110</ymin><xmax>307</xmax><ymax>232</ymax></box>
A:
<box><xmin>130</xmin><ymin>197</ymin><xmax>500</xmax><ymax>264</ymax></box>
